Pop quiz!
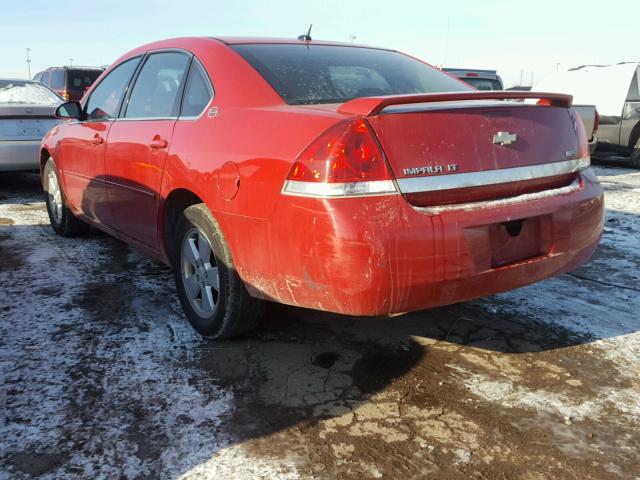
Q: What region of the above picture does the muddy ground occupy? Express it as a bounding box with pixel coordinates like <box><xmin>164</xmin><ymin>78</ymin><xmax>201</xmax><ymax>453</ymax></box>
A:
<box><xmin>1</xmin><ymin>165</ymin><xmax>639</xmax><ymax>479</ymax></box>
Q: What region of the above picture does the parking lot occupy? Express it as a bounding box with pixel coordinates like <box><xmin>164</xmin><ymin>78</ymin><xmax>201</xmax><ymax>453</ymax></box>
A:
<box><xmin>1</xmin><ymin>164</ymin><xmax>639</xmax><ymax>479</ymax></box>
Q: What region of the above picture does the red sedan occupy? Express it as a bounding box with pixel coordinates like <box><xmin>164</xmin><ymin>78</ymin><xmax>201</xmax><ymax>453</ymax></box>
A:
<box><xmin>41</xmin><ymin>37</ymin><xmax>604</xmax><ymax>338</ymax></box>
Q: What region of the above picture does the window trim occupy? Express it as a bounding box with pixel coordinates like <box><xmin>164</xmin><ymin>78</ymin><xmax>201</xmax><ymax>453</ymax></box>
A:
<box><xmin>178</xmin><ymin>57</ymin><xmax>215</xmax><ymax>120</ymax></box>
<box><xmin>82</xmin><ymin>55</ymin><xmax>143</xmax><ymax>123</ymax></box>
<box><xmin>118</xmin><ymin>48</ymin><xmax>193</xmax><ymax>121</ymax></box>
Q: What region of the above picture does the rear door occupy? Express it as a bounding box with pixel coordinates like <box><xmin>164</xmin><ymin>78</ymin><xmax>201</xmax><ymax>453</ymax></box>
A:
<box><xmin>105</xmin><ymin>51</ymin><xmax>191</xmax><ymax>249</ymax></box>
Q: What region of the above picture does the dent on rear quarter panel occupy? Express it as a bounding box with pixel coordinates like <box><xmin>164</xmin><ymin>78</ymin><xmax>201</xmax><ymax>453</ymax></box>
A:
<box><xmin>231</xmin><ymin>193</ymin><xmax>438</xmax><ymax>314</ymax></box>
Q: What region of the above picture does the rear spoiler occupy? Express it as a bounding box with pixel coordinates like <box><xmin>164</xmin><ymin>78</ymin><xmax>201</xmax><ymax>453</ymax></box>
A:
<box><xmin>338</xmin><ymin>91</ymin><xmax>573</xmax><ymax>116</ymax></box>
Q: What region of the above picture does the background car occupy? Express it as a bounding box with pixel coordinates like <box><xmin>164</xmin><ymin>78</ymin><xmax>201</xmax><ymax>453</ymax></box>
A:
<box><xmin>33</xmin><ymin>66</ymin><xmax>104</xmax><ymax>101</ymax></box>
<box><xmin>0</xmin><ymin>79</ymin><xmax>62</xmax><ymax>171</ymax></box>
<box><xmin>534</xmin><ymin>63</ymin><xmax>640</xmax><ymax>166</ymax></box>
<box><xmin>442</xmin><ymin>68</ymin><xmax>504</xmax><ymax>90</ymax></box>
<box><xmin>41</xmin><ymin>37</ymin><xmax>603</xmax><ymax>339</ymax></box>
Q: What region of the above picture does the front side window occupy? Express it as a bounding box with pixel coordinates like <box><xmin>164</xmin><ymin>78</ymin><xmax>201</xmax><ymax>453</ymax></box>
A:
<box><xmin>85</xmin><ymin>57</ymin><xmax>140</xmax><ymax>121</ymax></box>
<box><xmin>231</xmin><ymin>44</ymin><xmax>471</xmax><ymax>105</ymax></box>
<box><xmin>51</xmin><ymin>70</ymin><xmax>64</xmax><ymax>90</ymax></box>
<box><xmin>125</xmin><ymin>52</ymin><xmax>190</xmax><ymax>119</ymax></box>
<box><xmin>180</xmin><ymin>59</ymin><xmax>213</xmax><ymax>117</ymax></box>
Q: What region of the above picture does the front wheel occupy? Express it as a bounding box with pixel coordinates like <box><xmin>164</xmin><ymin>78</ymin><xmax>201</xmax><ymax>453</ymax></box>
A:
<box><xmin>43</xmin><ymin>158</ymin><xmax>88</xmax><ymax>237</ymax></box>
<box><xmin>630</xmin><ymin>136</ymin><xmax>640</xmax><ymax>169</ymax></box>
<box><xmin>172</xmin><ymin>204</ymin><xmax>264</xmax><ymax>339</ymax></box>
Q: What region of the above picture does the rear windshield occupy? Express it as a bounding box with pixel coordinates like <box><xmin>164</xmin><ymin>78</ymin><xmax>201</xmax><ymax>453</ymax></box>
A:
<box><xmin>460</xmin><ymin>77</ymin><xmax>503</xmax><ymax>91</ymax></box>
<box><xmin>0</xmin><ymin>80</ymin><xmax>61</xmax><ymax>105</ymax></box>
<box><xmin>231</xmin><ymin>44</ymin><xmax>471</xmax><ymax>105</ymax></box>
<box><xmin>67</xmin><ymin>69</ymin><xmax>102</xmax><ymax>91</ymax></box>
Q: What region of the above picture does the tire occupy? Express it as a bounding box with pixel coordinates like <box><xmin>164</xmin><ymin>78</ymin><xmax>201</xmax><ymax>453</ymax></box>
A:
<box><xmin>630</xmin><ymin>136</ymin><xmax>640</xmax><ymax>169</ymax></box>
<box><xmin>43</xmin><ymin>158</ymin><xmax>89</xmax><ymax>237</ymax></box>
<box><xmin>172</xmin><ymin>204</ymin><xmax>264</xmax><ymax>339</ymax></box>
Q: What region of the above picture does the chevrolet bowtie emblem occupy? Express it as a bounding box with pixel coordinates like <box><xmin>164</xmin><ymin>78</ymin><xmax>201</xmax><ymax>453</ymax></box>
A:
<box><xmin>493</xmin><ymin>131</ymin><xmax>517</xmax><ymax>146</ymax></box>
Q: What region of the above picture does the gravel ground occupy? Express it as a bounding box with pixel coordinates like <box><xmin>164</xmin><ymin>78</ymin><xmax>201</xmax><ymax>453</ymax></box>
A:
<box><xmin>1</xmin><ymin>166</ymin><xmax>639</xmax><ymax>479</ymax></box>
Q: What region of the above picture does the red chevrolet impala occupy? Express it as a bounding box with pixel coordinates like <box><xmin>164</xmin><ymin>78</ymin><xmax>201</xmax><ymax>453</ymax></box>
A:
<box><xmin>40</xmin><ymin>37</ymin><xmax>604</xmax><ymax>338</ymax></box>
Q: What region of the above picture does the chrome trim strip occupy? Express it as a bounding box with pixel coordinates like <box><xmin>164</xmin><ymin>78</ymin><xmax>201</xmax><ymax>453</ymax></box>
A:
<box><xmin>397</xmin><ymin>158</ymin><xmax>590</xmax><ymax>194</ymax></box>
<box><xmin>282</xmin><ymin>179</ymin><xmax>397</xmax><ymax>198</ymax></box>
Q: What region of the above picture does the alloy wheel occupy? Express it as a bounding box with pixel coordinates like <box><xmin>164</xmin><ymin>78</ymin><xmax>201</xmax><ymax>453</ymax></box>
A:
<box><xmin>47</xmin><ymin>169</ymin><xmax>63</xmax><ymax>224</ymax></box>
<box><xmin>181</xmin><ymin>228</ymin><xmax>220</xmax><ymax>317</ymax></box>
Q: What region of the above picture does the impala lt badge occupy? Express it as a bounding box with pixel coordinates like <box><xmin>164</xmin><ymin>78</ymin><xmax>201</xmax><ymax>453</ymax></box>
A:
<box><xmin>493</xmin><ymin>131</ymin><xmax>517</xmax><ymax>145</ymax></box>
<box><xmin>403</xmin><ymin>164</ymin><xmax>459</xmax><ymax>176</ymax></box>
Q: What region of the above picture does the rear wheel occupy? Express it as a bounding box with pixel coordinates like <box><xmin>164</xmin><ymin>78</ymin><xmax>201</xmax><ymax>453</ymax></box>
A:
<box><xmin>173</xmin><ymin>204</ymin><xmax>264</xmax><ymax>339</ymax></box>
<box><xmin>43</xmin><ymin>158</ymin><xmax>88</xmax><ymax>236</ymax></box>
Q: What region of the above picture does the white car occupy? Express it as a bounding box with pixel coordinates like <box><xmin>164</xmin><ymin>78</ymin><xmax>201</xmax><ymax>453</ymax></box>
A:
<box><xmin>0</xmin><ymin>79</ymin><xmax>63</xmax><ymax>171</ymax></box>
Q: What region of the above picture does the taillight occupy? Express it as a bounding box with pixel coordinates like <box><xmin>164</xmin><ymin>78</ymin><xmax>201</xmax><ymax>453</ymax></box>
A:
<box><xmin>569</xmin><ymin>108</ymin><xmax>590</xmax><ymax>170</ymax></box>
<box><xmin>283</xmin><ymin>118</ymin><xmax>397</xmax><ymax>197</ymax></box>
<box><xmin>61</xmin><ymin>90</ymin><xmax>70</xmax><ymax>101</ymax></box>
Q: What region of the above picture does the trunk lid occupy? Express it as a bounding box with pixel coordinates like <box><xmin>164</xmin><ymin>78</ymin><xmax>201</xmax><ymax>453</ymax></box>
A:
<box><xmin>337</xmin><ymin>91</ymin><xmax>581</xmax><ymax>207</ymax></box>
<box><xmin>0</xmin><ymin>104</ymin><xmax>60</xmax><ymax>141</ymax></box>
<box><xmin>368</xmin><ymin>102</ymin><xmax>580</xmax><ymax>206</ymax></box>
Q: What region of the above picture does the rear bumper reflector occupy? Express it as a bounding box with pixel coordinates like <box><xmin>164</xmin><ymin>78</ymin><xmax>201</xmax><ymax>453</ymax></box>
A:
<box><xmin>396</xmin><ymin>158</ymin><xmax>590</xmax><ymax>194</ymax></box>
<box><xmin>282</xmin><ymin>179</ymin><xmax>397</xmax><ymax>198</ymax></box>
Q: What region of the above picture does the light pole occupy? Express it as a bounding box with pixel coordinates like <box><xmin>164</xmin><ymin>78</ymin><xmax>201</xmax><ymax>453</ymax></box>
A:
<box><xmin>69</xmin><ymin>58</ymin><xmax>73</xmax><ymax>67</ymax></box>
<box><xmin>26</xmin><ymin>48</ymin><xmax>31</xmax><ymax>79</ymax></box>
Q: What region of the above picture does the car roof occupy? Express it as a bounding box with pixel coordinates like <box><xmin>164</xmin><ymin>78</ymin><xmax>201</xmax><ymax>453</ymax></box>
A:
<box><xmin>44</xmin><ymin>66</ymin><xmax>104</xmax><ymax>71</ymax></box>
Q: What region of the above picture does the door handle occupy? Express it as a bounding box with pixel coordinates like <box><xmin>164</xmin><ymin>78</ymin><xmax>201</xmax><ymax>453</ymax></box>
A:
<box><xmin>149</xmin><ymin>137</ymin><xmax>168</xmax><ymax>149</ymax></box>
<box><xmin>92</xmin><ymin>134</ymin><xmax>104</xmax><ymax>145</ymax></box>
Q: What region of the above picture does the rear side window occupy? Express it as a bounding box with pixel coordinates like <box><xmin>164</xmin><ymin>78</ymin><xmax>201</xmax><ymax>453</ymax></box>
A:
<box><xmin>85</xmin><ymin>57</ymin><xmax>141</xmax><ymax>121</ymax></box>
<box><xmin>68</xmin><ymin>70</ymin><xmax>102</xmax><ymax>91</ymax></box>
<box><xmin>180</xmin><ymin>59</ymin><xmax>213</xmax><ymax>117</ymax></box>
<box><xmin>51</xmin><ymin>70</ymin><xmax>64</xmax><ymax>90</ymax></box>
<box><xmin>125</xmin><ymin>52</ymin><xmax>190</xmax><ymax>119</ymax></box>
<box><xmin>231</xmin><ymin>44</ymin><xmax>470</xmax><ymax>105</ymax></box>
<box><xmin>40</xmin><ymin>71</ymin><xmax>51</xmax><ymax>86</ymax></box>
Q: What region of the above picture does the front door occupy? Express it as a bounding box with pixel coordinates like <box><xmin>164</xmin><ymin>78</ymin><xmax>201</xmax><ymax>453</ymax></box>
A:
<box><xmin>59</xmin><ymin>56</ymin><xmax>141</xmax><ymax>226</ymax></box>
<box><xmin>105</xmin><ymin>51</ymin><xmax>191</xmax><ymax>249</ymax></box>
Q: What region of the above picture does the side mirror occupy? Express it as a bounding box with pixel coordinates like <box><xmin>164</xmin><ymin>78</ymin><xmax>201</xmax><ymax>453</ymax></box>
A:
<box><xmin>55</xmin><ymin>101</ymin><xmax>84</xmax><ymax>120</ymax></box>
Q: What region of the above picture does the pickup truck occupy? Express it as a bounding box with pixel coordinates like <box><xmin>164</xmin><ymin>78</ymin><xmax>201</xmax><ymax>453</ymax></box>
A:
<box><xmin>535</xmin><ymin>63</ymin><xmax>640</xmax><ymax>166</ymax></box>
<box><xmin>573</xmin><ymin>105</ymin><xmax>599</xmax><ymax>154</ymax></box>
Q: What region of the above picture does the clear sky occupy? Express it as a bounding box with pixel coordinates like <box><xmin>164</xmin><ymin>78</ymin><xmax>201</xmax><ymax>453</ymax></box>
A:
<box><xmin>1</xmin><ymin>0</ymin><xmax>637</xmax><ymax>88</ymax></box>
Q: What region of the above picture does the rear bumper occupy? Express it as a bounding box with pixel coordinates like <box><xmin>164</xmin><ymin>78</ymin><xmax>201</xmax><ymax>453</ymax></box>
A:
<box><xmin>225</xmin><ymin>168</ymin><xmax>604</xmax><ymax>315</ymax></box>
<box><xmin>0</xmin><ymin>140</ymin><xmax>41</xmax><ymax>171</ymax></box>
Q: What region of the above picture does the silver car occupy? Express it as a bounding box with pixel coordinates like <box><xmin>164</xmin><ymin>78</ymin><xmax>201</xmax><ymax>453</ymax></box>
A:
<box><xmin>0</xmin><ymin>79</ymin><xmax>63</xmax><ymax>171</ymax></box>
